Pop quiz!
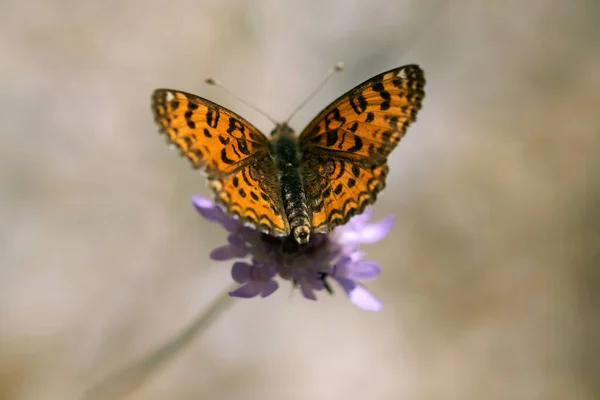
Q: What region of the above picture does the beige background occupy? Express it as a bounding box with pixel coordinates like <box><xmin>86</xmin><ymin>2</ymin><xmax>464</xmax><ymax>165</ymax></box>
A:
<box><xmin>1</xmin><ymin>0</ymin><xmax>599</xmax><ymax>399</ymax></box>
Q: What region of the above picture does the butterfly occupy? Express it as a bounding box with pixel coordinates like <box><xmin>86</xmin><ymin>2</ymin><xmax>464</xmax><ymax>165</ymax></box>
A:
<box><xmin>152</xmin><ymin>65</ymin><xmax>425</xmax><ymax>244</ymax></box>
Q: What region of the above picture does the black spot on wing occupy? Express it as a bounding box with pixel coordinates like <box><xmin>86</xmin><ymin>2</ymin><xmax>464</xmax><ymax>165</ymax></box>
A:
<box><xmin>371</xmin><ymin>78</ymin><xmax>391</xmax><ymax>110</ymax></box>
<box><xmin>326</xmin><ymin>130</ymin><xmax>338</xmax><ymax>147</ymax></box>
<box><xmin>338</xmin><ymin>131</ymin><xmax>347</xmax><ymax>149</ymax></box>
<box><xmin>190</xmin><ymin>148</ymin><xmax>204</xmax><ymax>161</ymax></box>
<box><xmin>182</xmin><ymin>135</ymin><xmax>193</xmax><ymax>149</ymax></box>
<box><xmin>227</xmin><ymin>117</ymin><xmax>246</xmax><ymax>135</ymax></box>
<box><xmin>324</xmin><ymin>108</ymin><xmax>347</xmax><ymax>130</ymax></box>
<box><xmin>184</xmin><ymin>110</ymin><xmax>195</xmax><ymax>129</ymax></box>
<box><xmin>231</xmin><ymin>143</ymin><xmax>240</xmax><ymax>158</ymax></box>
<box><xmin>241</xmin><ymin>168</ymin><xmax>252</xmax><ymax>186</ymax></box>
<box><xmin>385</xmin><ymin>115</ymin><xmax>399</xmax><ymax>129</ymax></box>
<box><xmin>349</xmin><ymin>93</ymin><xmax>368</xmax><ymax>114</ymax></box>
<box><xmin>381</xmin><ymin>130</ymin><xmax>394</xmax><ymax>143</ymax></box>
<box><xmin>334</xmin><ymin>161</ymin><xmax>345</xmax><ymax>180</ymax></box>
<box><xmin>206</xmin><ymin>106</ymin><xmax>220</xmax><ymax>128</ymax></box>
<box><xmin>346</xmin><ymin>135</ymin><xmax>363</xmax><ymax>153</ymax></box>
<box><xmin>220</xmin><ymin>148</ymin><xmax>235</xmax><ymax>164</ymax></box>
<box><xmin>237</xmin><ymin>139</ymin><xmax>250</xmax><ymax>155</ymax></box>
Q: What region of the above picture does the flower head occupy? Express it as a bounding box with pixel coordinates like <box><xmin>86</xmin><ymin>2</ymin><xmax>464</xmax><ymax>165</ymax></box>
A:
<box><xmin>193</xmin><ymin>196</ymin><xmax>394</xmax><ymax>311</ymax></box>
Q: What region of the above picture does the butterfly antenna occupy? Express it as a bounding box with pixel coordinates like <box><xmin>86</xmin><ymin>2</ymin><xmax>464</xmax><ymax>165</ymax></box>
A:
<box><xmin>204</xmin><ymin>77</ymin><xmax>279</xmax><ymax>125</ymax></box>
<box><xmin>284</xmin><ymin>62</ymin><xmax>345</xmax><ymax>124</ymax></box>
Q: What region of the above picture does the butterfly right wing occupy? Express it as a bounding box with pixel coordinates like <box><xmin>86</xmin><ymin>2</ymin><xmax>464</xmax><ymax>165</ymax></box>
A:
<box><xmin>298</xmin><ymin>65</ymin><xmax>425</xmax><ymax>232</ymax></box>
<box><xmin>152</xmin><ymin>89</ymin><xmax>290</xmax><ymax>236</ymax></box>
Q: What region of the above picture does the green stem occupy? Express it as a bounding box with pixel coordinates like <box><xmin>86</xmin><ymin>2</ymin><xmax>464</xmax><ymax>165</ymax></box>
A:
<box><xmin>82</xmin><ymin>284</ymin><xmax>237</xmax><ymax>400</ymax></box>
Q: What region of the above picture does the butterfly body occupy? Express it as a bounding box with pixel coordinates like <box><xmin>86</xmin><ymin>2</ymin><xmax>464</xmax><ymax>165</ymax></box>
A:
<box><xmin>152</xmin><ymin>65</ymin><xmax>425</xmax><ymax>244</ymax></box>
<box><xmin>271</xmin><ymin>123</ymin><xmax>311</xmax><ymax>243</ymax></box>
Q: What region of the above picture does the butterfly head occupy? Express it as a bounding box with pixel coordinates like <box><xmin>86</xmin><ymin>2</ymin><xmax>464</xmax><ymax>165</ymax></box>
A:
<box><xmin>270</xmin><ymin>122</ymin><xmax>296</xmax><ymax>139</ymax></box>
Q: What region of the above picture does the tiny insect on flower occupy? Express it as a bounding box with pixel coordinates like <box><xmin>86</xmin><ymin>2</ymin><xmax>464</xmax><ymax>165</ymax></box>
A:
<box><xmin>193</xmin><ymin>195</ymin><xmax>394</xmax><ymax>311</ymax></box>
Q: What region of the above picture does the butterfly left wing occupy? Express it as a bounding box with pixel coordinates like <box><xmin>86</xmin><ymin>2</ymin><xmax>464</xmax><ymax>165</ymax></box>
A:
<box><xmin>152</xmin><ymin>89</ymin><xmax>290</xmax><ymax>236</ymax></box>
<box><xmin>299</xmin><ymin>65</ymin><xmax>425</xmax><ymax>232</ymax></box>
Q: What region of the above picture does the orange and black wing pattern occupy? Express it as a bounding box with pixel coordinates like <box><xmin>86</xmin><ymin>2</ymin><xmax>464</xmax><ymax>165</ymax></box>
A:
<box><xmin>299</xmin><ymin>65</ymin><xmax>425</xmax><ymax>232</ymax></box>
<box><xmin>152</xmin><ymin>89</ymin><xmax>290</xmax><ymax>236</ymax></box>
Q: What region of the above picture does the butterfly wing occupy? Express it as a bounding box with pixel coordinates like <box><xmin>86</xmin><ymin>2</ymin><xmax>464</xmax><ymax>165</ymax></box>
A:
<box><xmin>152</xmin><ymin>89</ymin><xmax>290</xmax><ymax>236</ymax></box>
<box><xmin>299</xmin><ymin>65</ymin><xmax>425</xmax><ymax>232</ymax></box>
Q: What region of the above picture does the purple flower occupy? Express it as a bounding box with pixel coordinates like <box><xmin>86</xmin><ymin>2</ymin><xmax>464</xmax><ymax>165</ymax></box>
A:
<box><xmin>192</xmin><ymin>196</ymin><xmax>395</xmax><ymax>311</ymax></box>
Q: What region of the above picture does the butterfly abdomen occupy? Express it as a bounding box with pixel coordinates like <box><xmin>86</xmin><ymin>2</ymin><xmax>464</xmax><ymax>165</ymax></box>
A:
<box><xmin>272</xmin><ymin>126</ymin><xmax>311</xmax><ymax>244</ymax></box>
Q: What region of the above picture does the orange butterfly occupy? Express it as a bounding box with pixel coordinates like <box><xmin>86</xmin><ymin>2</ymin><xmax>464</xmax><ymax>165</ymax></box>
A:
<box><xmin>152</xmin><ymin>65</ymin><xmax>425</xmax><ymax>244</ymax></box>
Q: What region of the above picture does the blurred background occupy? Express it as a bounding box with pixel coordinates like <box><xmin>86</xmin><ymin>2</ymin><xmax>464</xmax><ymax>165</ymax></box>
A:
<box><xmin>1</xmin><ymin>0</ymin><xmax>599</xmax><ymax>399</ymax></box>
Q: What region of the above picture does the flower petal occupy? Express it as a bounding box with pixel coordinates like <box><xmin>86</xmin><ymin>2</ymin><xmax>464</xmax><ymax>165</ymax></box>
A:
<box><xmin>192</xmin><ymin>196</ymin><xmax>224</xmax><ymax>222</ymax></box>
<box><xmin>354</xmin><ymin>207</ymin><xmax>374</xmax><ymax>225</ymax></box>
<box><xmin>348</xmin><ymin>285</ymin><xmax>382</xmax><ymax>311</ymax></box>
<box><xmin>231</xmin><ymin>262</ymin><xmax>251</xmax><ymax>283</ymax></box>
<box><xmin>340</xmin><ymin>216</ymin><xmax>395</xmax><ymax>245</ymax></box>
<box><xmin>347</xmin><ymin>260</ymin><xmax>381</xmax><ymax>280</ymax></box>
<box><xmin>210</xmin><ymin>244</ymin><xmax>248</xmax><ymax>260</ymax></box>
<box><xmin>335</xmin><ymin>276</ymin><xmax>357</xmax><ymax>293</ymax></box>
<box><xmin>360</xmin><ymin>216</ymin><xmax>395</xmax><ymax>243</ymax></box>
<box><xmin>192</xmin><ymin>196</ymin><xmax>241</xmax><ymax>232</ymax></box>
<box><xmin>295</xmin><ymin>275</ymin><xmax>319</xmax><ymax>300</ymax></box>
<box><xmin>228</xmin><ymin>233</ymin><xmax>247</xmax><ymax>247</ymax></box>
<box><xmin>300</xmin><ymin>284</ymin><xmax>317</xmax><ymax>300</ymax></box>
<box><xmin>335</xmin><ymin>277</ymin><xmax>382</xmax><ymax>311</ymax></box>
<box><xmin>229</xmin><ymin>283</ymin><xmax>261</xmax><ymax>298</ymax></box>
<box><xmin>259</xmin><ymin>280</ymin><xmax>279</xmax><ymax>297</ymax></box>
